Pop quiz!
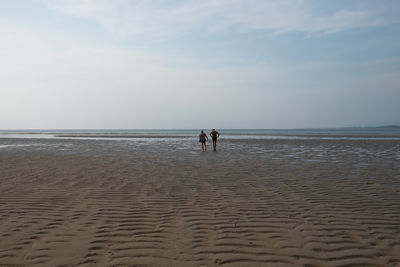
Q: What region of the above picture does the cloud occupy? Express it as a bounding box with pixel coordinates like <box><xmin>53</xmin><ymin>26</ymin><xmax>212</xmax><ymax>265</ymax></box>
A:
<box><xmin>0</xmin><ymin>21</ymin><xmax>288</xmax><ymax>128</ymax></box>
<box><xmin>39</xmin><ymin>0</ymin><xmax>397</xmax><ymax>40</ymax></box>
<box><xmin>2</xmin><ymin>1</ymin><xmax>399</xmax><ymax>128</ymax></box>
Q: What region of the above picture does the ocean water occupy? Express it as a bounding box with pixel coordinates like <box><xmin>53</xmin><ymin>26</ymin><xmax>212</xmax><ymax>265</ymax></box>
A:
<box><xmin>1</xmin><ymin>128</ymin><xmax>400</xmax><ymax>168</ymax></box>
<box><xmin>1</xmin><ymin>127</ymin><xmax>400</xmax><ymax>141</ymax></box>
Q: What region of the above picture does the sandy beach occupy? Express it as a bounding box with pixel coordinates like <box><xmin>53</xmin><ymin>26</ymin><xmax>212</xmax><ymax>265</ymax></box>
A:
<box><xmin>0</xmin><ymin>136</ymin><xmax>399</xmax><ymax>266</ymax></box>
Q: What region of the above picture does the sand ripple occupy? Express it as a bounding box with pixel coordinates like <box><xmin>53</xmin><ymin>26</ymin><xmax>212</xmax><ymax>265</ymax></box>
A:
<box><xmin>0</xmin><ymin>138</ymin><xmax>399</xmax><ymax>266</ymax></box>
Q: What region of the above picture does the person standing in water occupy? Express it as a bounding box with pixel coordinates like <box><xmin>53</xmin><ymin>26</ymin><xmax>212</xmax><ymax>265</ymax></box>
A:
<box><xmin>210</xmin><ymin>128</ymin><xmax>220</xmax><ymax>151</ymax></box>
<box><xmin>199</xmin><ymin>130</ymin><xmax>208</xmax><ymax>151</ymax></box>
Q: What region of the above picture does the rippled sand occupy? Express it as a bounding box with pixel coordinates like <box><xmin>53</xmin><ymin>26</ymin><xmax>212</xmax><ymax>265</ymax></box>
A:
<box><xmin>0</xmin><ymin>137</ymin><xmax>400</xmax><ymax>266</ymax></box>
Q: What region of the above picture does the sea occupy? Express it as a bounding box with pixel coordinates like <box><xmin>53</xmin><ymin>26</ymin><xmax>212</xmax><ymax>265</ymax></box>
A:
<box><xmin>1</xmin><ymin>127</ymin><xmax>399</xmax><ymax>172</ymax></box>
<box><xmin>1</xmin><ymin>127</ymin><xmax>400</xmax><ymax>141</ymax></box>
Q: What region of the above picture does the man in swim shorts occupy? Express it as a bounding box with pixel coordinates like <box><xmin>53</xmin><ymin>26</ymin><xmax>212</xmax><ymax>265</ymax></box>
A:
<box><xmin>199</xmin><ymin>130</ymin><xmax>208</xmax><ymax>151</ymax></box>
<box><xmin>210</xmin><ymin>129</ymin><xmax>220</xmax><ymax>151</ymax></box>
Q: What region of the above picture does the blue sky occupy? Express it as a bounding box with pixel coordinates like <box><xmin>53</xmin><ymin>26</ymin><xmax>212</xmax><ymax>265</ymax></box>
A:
<box><xmin>1</xmin><ymin>0</ymin><xmax>399</xmax><ymax>129</ymax></box>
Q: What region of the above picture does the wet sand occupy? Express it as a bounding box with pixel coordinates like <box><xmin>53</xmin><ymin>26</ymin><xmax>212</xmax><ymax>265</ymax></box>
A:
<box><xmin>0</xmin><ymin>137</ymin><xmax>400</xmax><ymax>266</ymax></box>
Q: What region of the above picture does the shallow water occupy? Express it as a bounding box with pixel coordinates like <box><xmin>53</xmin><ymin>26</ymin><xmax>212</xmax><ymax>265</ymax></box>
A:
<box><xmin>1</xmin><ymin>136</ymin><xmax>399</xmax><ymax>169</ymax></box>
<box><xmin>1</xmin><ymin>128</ymin><xmax>400</xmax><ymax>141</ymax></box>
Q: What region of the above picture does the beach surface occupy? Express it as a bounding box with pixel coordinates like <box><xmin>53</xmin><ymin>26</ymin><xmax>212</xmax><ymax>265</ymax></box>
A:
<box><xmin>0</xmin><ymin>136</ymin><xmax>400</xmax><ymax>266</ymax></box>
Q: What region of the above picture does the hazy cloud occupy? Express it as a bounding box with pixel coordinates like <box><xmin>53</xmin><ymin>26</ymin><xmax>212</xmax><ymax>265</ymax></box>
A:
<box><xmin>39</xmin><ymin>0</ymin><xmax>395</xmax><ymax>39</ymax></box>
<box><xmin>1</xmin><ymin>1</ymin><xmax>399</xmax><ymax>128</ymax></box>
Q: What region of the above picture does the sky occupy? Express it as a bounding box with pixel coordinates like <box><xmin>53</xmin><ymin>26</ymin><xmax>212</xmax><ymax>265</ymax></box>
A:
<box><xmin>1</xmin><ymin>0</ymin><xmax>400</xmax><ymax>129</ymax></box>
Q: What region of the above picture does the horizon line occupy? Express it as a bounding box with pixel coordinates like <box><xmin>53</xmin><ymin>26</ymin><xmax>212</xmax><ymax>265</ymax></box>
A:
<box><xmin>1</xmin><ymin>125</ymin><xmax>400</xmax><ymax>131</ymax></box>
